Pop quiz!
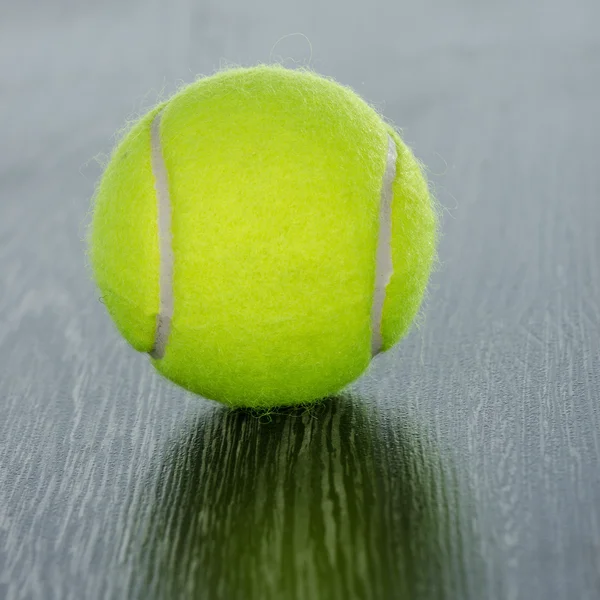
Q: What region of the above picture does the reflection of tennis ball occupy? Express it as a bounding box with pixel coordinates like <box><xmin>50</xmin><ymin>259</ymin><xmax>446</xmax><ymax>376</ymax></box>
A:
<box><xmin>89</xmin><ymin>65</ymin><xmax>437</xmax><ymax>408</ymax></box>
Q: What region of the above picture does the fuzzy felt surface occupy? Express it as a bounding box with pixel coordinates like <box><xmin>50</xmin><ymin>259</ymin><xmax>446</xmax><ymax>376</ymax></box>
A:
<box><xmin>90</xmin><ymin>105</ymin><xmax>164</xmax><ymax>352</ymax></box>
<box><xmin>89</xmin><ymin>66</ymin><xmax>436</xmax><ymax>408</ymax></box>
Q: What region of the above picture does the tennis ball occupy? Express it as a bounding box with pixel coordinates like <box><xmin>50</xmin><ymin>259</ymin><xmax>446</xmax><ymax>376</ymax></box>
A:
<box><xmin>89</xmin><ymin>65</ymin><xmax>436</xmax><ymax>408</ymax></box>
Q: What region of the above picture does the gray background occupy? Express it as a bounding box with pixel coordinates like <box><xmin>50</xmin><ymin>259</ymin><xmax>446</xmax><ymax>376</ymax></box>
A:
<box><xmin>1</xmin><ymin>0</ymin><xmax>599</xmax><ymax>598</ymax></box>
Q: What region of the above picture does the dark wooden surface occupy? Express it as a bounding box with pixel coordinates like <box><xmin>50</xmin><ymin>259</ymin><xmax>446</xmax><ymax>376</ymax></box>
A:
<box><xmin>1</xmin><ymin>1</ymin><xmax>599</xmax><ymax>598</ymax></box>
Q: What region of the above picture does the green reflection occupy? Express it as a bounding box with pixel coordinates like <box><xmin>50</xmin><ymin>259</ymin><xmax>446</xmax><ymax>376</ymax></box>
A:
<box><xmin>132</xmin><ymin>394</ymin><xmax>475</xmax><ymax>599</ymax></box>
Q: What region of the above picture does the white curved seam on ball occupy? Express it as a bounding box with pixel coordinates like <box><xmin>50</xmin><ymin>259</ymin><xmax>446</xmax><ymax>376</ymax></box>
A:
<box><xmin>149</xmin><ymin>110</ymin><xmax>174</xmax><ymax>360</ymax></box>
<box><xmin>371</xmin><ymin>134</ymin><xmax>397</xmax><ymax>356</ymax></box>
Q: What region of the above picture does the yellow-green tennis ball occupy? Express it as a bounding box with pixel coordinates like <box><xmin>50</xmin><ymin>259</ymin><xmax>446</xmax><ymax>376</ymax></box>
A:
<box><xmin>89</xmin><ymin>65</ymin><xmax>437</xmax><ymax>409</ymax></box>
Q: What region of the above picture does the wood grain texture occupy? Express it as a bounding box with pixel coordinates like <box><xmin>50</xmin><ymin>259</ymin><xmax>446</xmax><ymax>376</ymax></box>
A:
<box><xmin>1</xmin><ymin>0</ymin><xmax>599</xmax><ymax>598</ymax></box>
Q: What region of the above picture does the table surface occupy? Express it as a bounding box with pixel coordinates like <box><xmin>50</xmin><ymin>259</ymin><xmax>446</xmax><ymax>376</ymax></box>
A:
<box><xmin>1</xmin><ymin>1</ymin><xmax>599</xmax><ymax>599</ymax></box>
